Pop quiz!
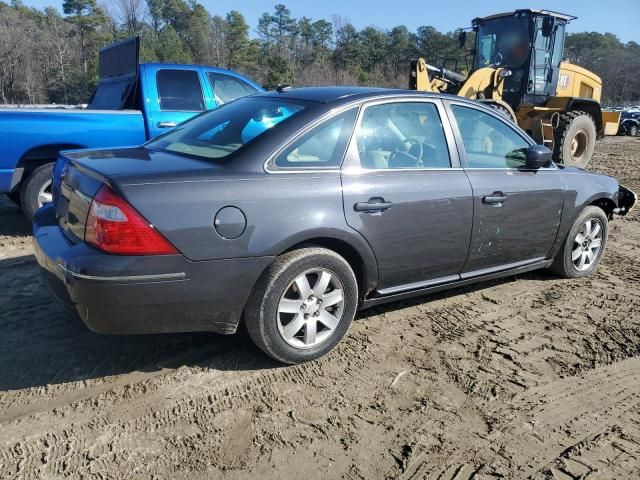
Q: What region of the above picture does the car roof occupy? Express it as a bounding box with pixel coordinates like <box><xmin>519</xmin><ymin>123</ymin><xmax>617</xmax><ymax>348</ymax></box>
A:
<box><xmin>257</xmin><ymin>86</ymin><xmax>443</xmax><ymax>104</ymax></box>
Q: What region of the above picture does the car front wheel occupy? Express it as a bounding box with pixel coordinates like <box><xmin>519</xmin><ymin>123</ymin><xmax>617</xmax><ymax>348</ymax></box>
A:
<box><xmin>244</xmin><ymin>247</ymin><xmax>358</xmax><ymax>364</ymax></box>
<box><xmin>551</xmin><ymin>206</ymin><xmax>608</xmax><ymax>278</ymax></box>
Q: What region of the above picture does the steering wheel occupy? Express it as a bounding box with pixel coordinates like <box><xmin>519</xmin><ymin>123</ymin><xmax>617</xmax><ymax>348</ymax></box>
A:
<box><xmin>403</xmin><ymin>137</ymin><xmax>424</xmax><ymax>162</ymax></box>
<box><xmin>388</xmin><ymin>137</ymin><xmax>424</xmax><ymax>168</ymax></box>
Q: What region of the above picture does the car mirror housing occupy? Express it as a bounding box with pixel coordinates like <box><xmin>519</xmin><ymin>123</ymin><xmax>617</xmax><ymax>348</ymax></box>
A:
<box><xmin>526</xmin><ymin>144</ymin><xmax>553</xmax><ymax>169</ymax></box>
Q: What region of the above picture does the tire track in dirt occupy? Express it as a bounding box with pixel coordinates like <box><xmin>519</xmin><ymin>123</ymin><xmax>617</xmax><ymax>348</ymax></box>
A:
<box><xmin>0</xmin><ymin>324</ymin><xmax>378</xmax><ymax>478</ymax></box>
<box><xmin>496</xmin><ymin>356</ymin><xmax>640</xmax><ymax>477</ymax></box>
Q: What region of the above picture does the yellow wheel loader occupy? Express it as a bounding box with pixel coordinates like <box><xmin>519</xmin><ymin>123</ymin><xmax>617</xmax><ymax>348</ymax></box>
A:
<box><xmin>409</xmin><ymin>9</ymin><xmax>620</xmax><ymax>168</ymax></box>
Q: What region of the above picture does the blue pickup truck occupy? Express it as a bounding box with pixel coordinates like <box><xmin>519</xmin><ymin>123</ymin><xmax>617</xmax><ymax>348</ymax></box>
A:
<box><xmin>0</xmin><ymin>37</ymin><xmax>262</xmax><ymax>219</ymax></box>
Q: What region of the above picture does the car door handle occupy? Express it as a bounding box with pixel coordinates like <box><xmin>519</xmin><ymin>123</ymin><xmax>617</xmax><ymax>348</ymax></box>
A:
<box><xmin>483</xmin><ymin>193</ymin><xmax>508</xmax><ymax>205</ymax></box>
<box><xmin>354</xmin><ymin>198</ymin><xmax>393</xmax><ymax>212</ymax></box>
<box><xmin>157</xmin><ymin>121</ymin><xmax>177</xmax><ymax>128</ymax></box>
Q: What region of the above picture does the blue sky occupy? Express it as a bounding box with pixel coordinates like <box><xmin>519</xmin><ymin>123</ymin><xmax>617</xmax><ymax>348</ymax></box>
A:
<box><xmin>21</xmin><ymin>0</ymin><xmax>640</xmax><ymax>43</ymax></box>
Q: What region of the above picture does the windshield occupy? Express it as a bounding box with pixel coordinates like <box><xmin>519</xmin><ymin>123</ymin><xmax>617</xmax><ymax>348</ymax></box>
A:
<box><xmin>474</xmin><ymin>15</ymin><xmax>531</xmax><ymax>70</ymax></box>
<box><xmin>146</xmin><ymin>97</ymin><xmax>307</xmax><ymax>161</ymax></box>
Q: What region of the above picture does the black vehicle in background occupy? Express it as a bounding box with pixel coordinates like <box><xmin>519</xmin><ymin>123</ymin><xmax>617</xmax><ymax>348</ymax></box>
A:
<box><xmin>619</xmin><ymin>111</ymin><xmax>640</xmax><ymax>136</ymax></box>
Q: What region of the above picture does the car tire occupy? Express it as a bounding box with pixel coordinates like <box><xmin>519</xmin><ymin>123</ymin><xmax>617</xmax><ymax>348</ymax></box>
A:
<box><xmin>244</xmin><ymin>247</ymin><xmax>358</xmax><ymax>364</ymax></box>
<box><xmin>630</xmin><ymin>125</ymin><xmax>638</xmax><ymax>137</ymax></box>
<box><xmin>20</xmin><ymin>163</ymin><xmax>54</xmax><ymax>222</ymax></box>
<box><xmin>551</xmin><ymin>206</ymin><xmax>608</xmax><ymax>278</ymax></box>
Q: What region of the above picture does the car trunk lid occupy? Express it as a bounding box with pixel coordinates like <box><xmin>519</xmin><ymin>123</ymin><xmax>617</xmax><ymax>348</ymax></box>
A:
<box><xmin>53</xmin><ymin>146</ymin><xmax>223</xmax><ymax>242</ymax></box>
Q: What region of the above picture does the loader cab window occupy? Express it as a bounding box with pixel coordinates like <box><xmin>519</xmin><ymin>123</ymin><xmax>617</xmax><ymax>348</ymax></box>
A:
<box><xmin>474</xmin><ymin>16</ymin><xmax>530</xmax><ymax>70</ymax></box>
<box><xmin>528</xmin><ymin>18</ymin><xmax>565</xmax><ymax>96</ymax></box>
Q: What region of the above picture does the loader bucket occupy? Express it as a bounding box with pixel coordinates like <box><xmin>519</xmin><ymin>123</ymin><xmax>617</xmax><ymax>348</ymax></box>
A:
<box><xmin>602</xmin><ymin>111</ymin><xmax>622</xmax><ymax>135</ymax></box>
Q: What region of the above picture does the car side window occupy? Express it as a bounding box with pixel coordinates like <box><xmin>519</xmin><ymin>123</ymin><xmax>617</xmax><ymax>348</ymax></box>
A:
<box><xmin>273</xmin><ymin>108</ymin><xmax>358</xmax><ymax>169</ymax></box>
<box><xmin>354</xmin><ymin>102</ymin><xmax>451</xmax><ymax>169</ymax></box>
<box><xmin>451</xmin><ymin>105</ymin><xmax>530</xmax><ymax>168</ymax></box>
<box><xmin>207</xmin><ymin>72</ymin><xmax>258</xmax><ymax>105</ymax></box>
<box><xmin>157</xmin><ymin>69</ymin><xmax>205</xmax><ymax>112</ymax></box>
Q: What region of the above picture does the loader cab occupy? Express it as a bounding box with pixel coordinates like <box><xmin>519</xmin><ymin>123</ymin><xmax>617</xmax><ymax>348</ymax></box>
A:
<box><xmin>472</xmin><ymin>9</ymin><xmax>574</xmax><ymax>109</ymax></box>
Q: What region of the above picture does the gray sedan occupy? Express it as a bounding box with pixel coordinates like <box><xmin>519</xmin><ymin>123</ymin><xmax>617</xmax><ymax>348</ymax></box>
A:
<box><xmin>34</xmin><ymin>87</ymin><xmax>637</xmax><ymax>363</ymax></box>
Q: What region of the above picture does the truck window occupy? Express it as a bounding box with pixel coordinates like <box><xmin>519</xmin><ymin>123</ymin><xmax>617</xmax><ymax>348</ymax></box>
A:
<box><xmin>207</xmin><ymin>72</ymin><xmax>259</xmax><ymax>105</ymax></box>
<box><xmin>157</xmin><ymin>69</ymin><xmax>205</xmax><ymax>112</ymax></box>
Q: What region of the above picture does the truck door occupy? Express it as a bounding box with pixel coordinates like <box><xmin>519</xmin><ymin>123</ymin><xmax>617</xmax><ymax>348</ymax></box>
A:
<box><xmin>145</xmin><ymin>66</ymin><xmax>210</xmax><ymax>139</ymax></box>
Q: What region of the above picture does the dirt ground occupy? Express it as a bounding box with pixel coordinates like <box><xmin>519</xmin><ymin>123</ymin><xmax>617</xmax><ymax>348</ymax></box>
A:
<box><xmin>0</xmin><ymin>136</ymin><xmax>639</xmax><ymax>480</ymax></box>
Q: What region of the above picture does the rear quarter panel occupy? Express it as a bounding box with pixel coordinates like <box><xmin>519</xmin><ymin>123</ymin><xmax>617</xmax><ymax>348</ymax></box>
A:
<box><xmin>119</xmin><ymin>171</ymin><xmax>378</xmax><ymax>291</ymax></box>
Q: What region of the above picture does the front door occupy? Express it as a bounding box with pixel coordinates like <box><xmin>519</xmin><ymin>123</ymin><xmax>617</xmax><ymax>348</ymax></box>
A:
<box><xmin>341</xmin><ymin>99</ymin><xmax>474</xmax><ymax>293</ymax></box>
<box><xmin>447</xmin><ymin>102</ymin><xmax>564</xmax><ymax>275</ymax></box>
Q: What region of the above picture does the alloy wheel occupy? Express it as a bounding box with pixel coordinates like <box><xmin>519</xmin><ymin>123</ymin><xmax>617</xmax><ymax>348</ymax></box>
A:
<box><xmin>277</xmin><ymin>268</ymin><xmax>345</xmax><ymax>349</ymax></box>
<box><xmin>38</xmin><ymin>179</ymin><xmax>53</xmax><ymax>207</ymax></box>
<box><xmin>572</xmin><ymin>218</ymin><xmax>603</xmax><ymax>271</ymax></box>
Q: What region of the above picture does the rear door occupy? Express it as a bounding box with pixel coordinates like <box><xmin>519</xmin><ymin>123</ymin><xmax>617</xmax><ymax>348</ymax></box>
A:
<box><xmin>145</xmin><ymin>66</ymin><xmax>209</xmax><ymax>138</ymax></box>
<box><xmin>341</xmin><ymin>98</ymin><xmax>474</xmax><ymax>293</ymax></box>
<box><xmin>446</xmin><ymin>101</ymin><xmax>564</xmax><ymax>275</ymax></box>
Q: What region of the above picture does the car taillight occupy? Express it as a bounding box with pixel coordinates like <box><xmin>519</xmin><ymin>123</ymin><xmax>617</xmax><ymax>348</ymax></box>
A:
<box><xmin>85</xmin><ymin>185</ymin><xmax>177</xmax><ymax>255</ymax></box>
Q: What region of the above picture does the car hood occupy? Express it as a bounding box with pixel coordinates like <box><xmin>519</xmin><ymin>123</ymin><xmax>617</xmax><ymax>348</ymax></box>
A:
<box><xmin>61</xmin><ymin>147</ymin><xmax>225</xmax><ymax>185</ymax></box>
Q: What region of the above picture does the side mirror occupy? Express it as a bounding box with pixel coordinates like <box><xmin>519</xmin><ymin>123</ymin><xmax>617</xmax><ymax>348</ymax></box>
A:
<box><xmin>526</xmin><ymin>144</ymin><xmax>553</xmax><ymax>169</ymax></box>
<box><xmin>458</xmin><ymin>30</ymin><xmax>467</xmax><ymax>49</ymax></box>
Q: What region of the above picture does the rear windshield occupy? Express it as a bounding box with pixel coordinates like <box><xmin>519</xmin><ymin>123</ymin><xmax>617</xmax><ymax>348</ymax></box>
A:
<box><xmin>146</xmin><ymin>97</ymin><xmax>307</xmax><ymax>161</ymax></box>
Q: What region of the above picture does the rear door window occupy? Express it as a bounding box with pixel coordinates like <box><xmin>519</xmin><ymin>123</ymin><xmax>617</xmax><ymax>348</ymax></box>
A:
<box><xmin>157</xmin><ymin>69</ymin><xmax>205</xmax><ymax>112</ymax></box>
<box><xmin>207</xmin><ymin>72</ymin><xmax>259</xmax><ymax>105</ymax></box>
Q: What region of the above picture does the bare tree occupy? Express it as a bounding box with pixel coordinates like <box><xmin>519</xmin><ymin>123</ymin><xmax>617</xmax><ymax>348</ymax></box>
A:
<box><xmin>110</xmin><ymin>0</ymin><xmax>148</xmax><ymax>35</ymax></box>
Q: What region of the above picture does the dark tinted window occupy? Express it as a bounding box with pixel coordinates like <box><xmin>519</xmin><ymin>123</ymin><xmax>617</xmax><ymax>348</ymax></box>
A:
<box><xmin>88</xmin><ymin>79</ymin><xmax>134</xmax><ymax>110</ymax></box>
<box><xmin>147</xmin><ymin>97</ymin><xmax>307</xmax><ymax>161</ymax></box>
<box><xmin>274</xmin><ymin>108</ymin><xmax>357</xmax><ymax>169</ymax></box>
<box><xmin>451</xmin><ymin>105</ymin><xmax>529</xmax><ymax>168</ymax></box>
<box><xmin>208</xmin><ymin>73</ymin><xmax>258</xmax><ymax>105</ymax></box>
<box><xmin>157</xmin><ymin>69</ymin><xmax>204</xmax><ymax>112</ymax></box>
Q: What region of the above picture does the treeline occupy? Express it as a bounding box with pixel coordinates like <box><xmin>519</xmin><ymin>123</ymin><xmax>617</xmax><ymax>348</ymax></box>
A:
<box><xmin>1</xmin><ymin>0</ymin><xmax>638</xmax><ymax>105</ymax></box>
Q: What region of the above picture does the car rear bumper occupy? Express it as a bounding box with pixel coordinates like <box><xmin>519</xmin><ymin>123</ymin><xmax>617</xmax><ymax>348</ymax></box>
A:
<box><xmin>33</xmin><ymin>204</ymin><xmax>273</xmax><ymax>335</ymax></box>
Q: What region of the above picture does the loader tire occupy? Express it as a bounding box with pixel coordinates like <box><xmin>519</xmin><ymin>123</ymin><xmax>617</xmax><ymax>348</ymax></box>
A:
<box><xmin>553</xmin><ymin>111</ymin><xmax>596</xmax><ymax>169</ymax></box>
<box><xmin>479</xmin><ymin>99</ymin><xmax>517</xmax><ymax>123</ymax></box>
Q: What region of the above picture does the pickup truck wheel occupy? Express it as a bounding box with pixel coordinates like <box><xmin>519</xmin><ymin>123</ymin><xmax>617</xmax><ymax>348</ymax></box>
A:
<box><xmin>244</xmin><ymin>247</ymin><xmax>358</xmax><ymax>364</ymax></box>
<box><xmin>630</xmin><ymin>125</ymin><xmax>638</xmax><ymax>137</ymax></box>
<box><xmin>6</xmin><ymin>190</ymin><xmax>21</xmax><ymax>206</ymax></box>
<box><xmin>551</xmin><ymin>206</ymin><xmax>608</xmax><ymax>278</ymax></box>
<box><xmin>20</xmin><ymin>163</ymin><xmax>54</xmax><ymax>221</ymax></box>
